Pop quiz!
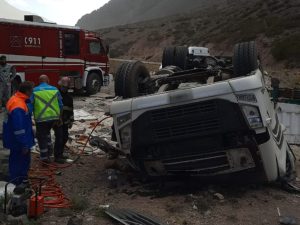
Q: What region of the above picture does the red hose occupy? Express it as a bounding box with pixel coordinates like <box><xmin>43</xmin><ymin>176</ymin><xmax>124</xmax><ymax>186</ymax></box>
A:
<box><xmin>29</xmin><ymin>116</ymin><xmax>111</xmax><ymax>209</ymax></box>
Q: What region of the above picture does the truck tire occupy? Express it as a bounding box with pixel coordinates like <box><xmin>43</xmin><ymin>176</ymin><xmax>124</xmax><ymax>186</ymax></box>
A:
<box><xmin>233</xmin><ymin>41</ymin><xmax>259</xmax><ymax>77</ymax></box>
<box><xmin>114</xmin><ymin>62</ymin><xmax>130</xmax><ymax>97</ymax></box>
<box><xmin>125</xmin><ymin>61</ymin><xmax>150</xmax><ymax>98</ymax></box>
<box><xmin>162</xmin><ymin>47</ymin><xmax>175</xmax><ymax>68</ymax></box>
<box><xmin>114</xmin><ymin>61</ymin><xmax>150</xmax><ymax>98</ymax></box>
<box><xmin>86</xmin><ymin>72</ymin><xmax>101</xmax><ymax>95</ymax></box>
<box><xmin>174</xmin><ymin>46</ymin><xmax>188</xmax><ymax>70</ymax></box>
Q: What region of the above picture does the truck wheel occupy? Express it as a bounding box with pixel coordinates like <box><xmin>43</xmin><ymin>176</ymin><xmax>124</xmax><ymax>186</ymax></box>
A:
<box><xmin>174</xmin><ymin>46</ymin><xmax>188</xmax><ymax>70</ymax></box>
<box><xmin>125</xmin><ymin>61</ymin><xmax>150</xmax><ymax>98</ymax></box>
<box><xmin>162</xmin><ymin>47</ymin><xmax>175</xmax><ymax>68</ymax></box>
<box><xmin>86</xmin><ymin>72</ymin><xmax>101</xmax><ymax>95</ymax></box>
<box><xmin>233</xmin><ymin>41</ymin><xmax>259</xmax><ymax>77</ymax></box>
<box><xmin>114</xmin><ymin>62</ymin><xmax>130</xmax><ymax>97</ymax></box>
<box><xmin>114</xmin><ymin>61</ymin><xmax>150</xmax><ymax>98</ymax></box>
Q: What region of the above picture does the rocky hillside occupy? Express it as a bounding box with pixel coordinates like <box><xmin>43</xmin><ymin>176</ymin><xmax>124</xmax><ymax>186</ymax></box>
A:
<box><xmin>99</xmin><ymin>0</ymin><xmax>300</xmax><ymax>70</ymax></box>
<box><xmin>76</xmin><ymin>0</ymin><xmax>227</xmax><ymax>30</ymax></box>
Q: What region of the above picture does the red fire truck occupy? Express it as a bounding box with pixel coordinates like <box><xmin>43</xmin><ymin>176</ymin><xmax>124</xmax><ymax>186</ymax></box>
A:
<box><xmin>0</xmin><ymin>16</ymin><xmax>109</xmax><ymax>94</ymax></box>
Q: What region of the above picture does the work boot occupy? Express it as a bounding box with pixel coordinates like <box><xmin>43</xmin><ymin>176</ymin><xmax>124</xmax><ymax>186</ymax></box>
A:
<box><xmin>54</xmin><ymin>158</ymin><xmax>66</xmax><ymax>164</ymax></box>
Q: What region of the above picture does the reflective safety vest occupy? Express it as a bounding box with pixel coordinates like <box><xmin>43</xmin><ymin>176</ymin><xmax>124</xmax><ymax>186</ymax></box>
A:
<box><xmin>33</xmin><ymin>89</ymin><xmax>61</xmax><ymax>122</ymax></box>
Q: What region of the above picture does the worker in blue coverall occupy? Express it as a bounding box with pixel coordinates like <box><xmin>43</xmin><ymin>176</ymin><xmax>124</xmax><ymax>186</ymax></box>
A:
<box><xmin>3</xmin><ymin>81</ymin><xmax>35</xmax><ymax>185</ymax></box>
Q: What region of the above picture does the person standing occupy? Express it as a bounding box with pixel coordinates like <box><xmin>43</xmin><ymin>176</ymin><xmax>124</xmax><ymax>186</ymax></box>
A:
<box><xmin>53</xmin><ymin>77</ymin><xmax>74</xmax><ymax>163</ymax></box>
<box><xmin>0</xmin><ymin>55</ymin><xmax>16</xmax><ymax>112</ymax></box>
<box><xmin>29</xmin><ymin>75</ymin><xmax>63</xmax><ymax>163</ymax></box>
<box><xmin>3</xmin><ymin>81</ymin><xmax>35</xmax><ymax>185</ymax></box>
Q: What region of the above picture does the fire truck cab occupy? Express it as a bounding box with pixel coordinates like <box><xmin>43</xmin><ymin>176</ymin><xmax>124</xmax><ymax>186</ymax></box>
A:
<box><xmin>0</xmin><ymin>16</ymin><xmax>109</xmax><ymax>95</ymax></box>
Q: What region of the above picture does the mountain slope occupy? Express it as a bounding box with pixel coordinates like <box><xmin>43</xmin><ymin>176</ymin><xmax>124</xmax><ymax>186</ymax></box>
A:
<box><xmin>76</xmin><ymin>0</ymin><xmax>226</xmax><ymax>30</ymax></box>
<box><xmin>0</xmin><ymin>0</ymin><xmax>31</xmax><ymax>20</ymax></box>
<box><xmin>99</xmin><ymin>0</ymin><xmax>300</xmax><ymax>70</ymax></box>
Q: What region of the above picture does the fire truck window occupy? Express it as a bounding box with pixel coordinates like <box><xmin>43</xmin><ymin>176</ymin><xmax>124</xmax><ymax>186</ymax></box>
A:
<box><xmin>63</xmin><ymin>33</ymin><xmax>79</xmax><ymax>55</ymax></box>
<box><xmin>89</xmin><ymin>42</ymin><xmax>102</xmax><ymax>55</ymax></box>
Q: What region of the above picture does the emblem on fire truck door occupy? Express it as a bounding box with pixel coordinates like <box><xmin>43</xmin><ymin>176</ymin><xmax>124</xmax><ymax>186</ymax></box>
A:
<box><xmin>24</xmin><ymin>37</ymin><xmax>41</xmax><ymax>48</ymax></box>
<box><xmin>10</xmin><ymin>36</ymin><xmax>22</xmax><ymax>47</ymax></box>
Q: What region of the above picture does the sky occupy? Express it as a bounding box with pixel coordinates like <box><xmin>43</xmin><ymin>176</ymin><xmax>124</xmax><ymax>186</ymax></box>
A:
<box><xmin>5</xmin><ymin>0</ymin><xmax>110</xmax><ymax>25</ymax></box>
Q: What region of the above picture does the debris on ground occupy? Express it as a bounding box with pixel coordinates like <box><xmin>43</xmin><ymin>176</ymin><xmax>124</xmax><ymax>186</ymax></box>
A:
<box><xmin>278</xmin><ymin>207</ymin><xmax>298</xmax><ymax>225</ymax></box>
<box><xmin>74</xmin><ymin>109</ymin><xmax>97</xmax><ymax>121</ymax></box>
<box><xmin>213</xmin><ymin>193</ymin><xmax>225</xmax><ymax>201</ymax></box>
<box><xmin>105</xmin><ymin>208</ymin><xmax>166</xmax><ymax>225</ymax></box>
<box><xmin>66</xmin><ymin>100</ymin><xmax>114</xmax><ymax>156</ymax></box>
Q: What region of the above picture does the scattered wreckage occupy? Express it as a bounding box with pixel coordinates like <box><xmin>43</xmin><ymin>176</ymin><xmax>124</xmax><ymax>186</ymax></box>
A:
<box><xmin>105</xmin><ymin>208</ymin><xmax>165</xmax><ymax>225</ymax></box>
<box><xmin>107</xmin><ymin>41</ymin><xmax>297</xmax><ymax>184</ymax></box>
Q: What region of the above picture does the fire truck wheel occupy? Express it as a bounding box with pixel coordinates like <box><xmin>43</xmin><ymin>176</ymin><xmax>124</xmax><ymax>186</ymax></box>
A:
<box><xmin>86</xmin><ymin>72</ymin><xmax>101</xmax><ymax>95</ymax></box>
<box><xmin>162</xmin><ymin>47</ymin><xmax>175</xmax><ymax>68</ymax></box>
<box><xmin>233</xmin><ymin>41</ymin><xmax>259</xmax><ymax>77</ymax></box>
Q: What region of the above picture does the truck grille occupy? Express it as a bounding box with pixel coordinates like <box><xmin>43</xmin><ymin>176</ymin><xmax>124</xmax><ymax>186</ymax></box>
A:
<box><xmin>151</xmin><ymin>101</ymin><xmax>221</xmax><ymax>140</ymax></box>
<box><xmin>154</xmin><ymin>119</ymin><xmax>220</xmax><ymax>139</ymax></box>
<box><xmin>151</xmin><ymin>100</ymin><xmax>217</xmax><ymax>121</ymax></box>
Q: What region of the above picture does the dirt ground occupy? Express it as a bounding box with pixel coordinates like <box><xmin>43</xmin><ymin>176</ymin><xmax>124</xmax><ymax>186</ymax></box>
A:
<box><xmin>38</xmin><ymin>154</ymin><xmax>300</xmax><ymax>225</ymax></box>
<box><xmin>1</xmin><ymin>86</ymin><xmax>300</xmax><ymax>225</ymax></box>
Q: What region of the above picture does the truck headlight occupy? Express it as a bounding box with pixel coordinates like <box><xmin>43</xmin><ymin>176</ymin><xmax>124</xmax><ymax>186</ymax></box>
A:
<box><xmin>241</xmin><ymin>105</ymin><xmax>263</xmax><ymax>129</ymax></box>
<box><xmin>120</xmin><ymin>125</ymin><xmax>131</xmax><ymax>149</ymax></box>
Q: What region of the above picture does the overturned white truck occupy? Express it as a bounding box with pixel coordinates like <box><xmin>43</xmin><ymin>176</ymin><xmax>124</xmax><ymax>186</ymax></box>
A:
<box><xmin>109</xmin><ymin>41</ymin><xmax>296</xmax><ymax>183</ymax></box>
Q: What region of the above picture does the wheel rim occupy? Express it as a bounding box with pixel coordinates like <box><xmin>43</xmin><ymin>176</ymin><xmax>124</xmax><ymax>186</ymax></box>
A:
<box><xmin>91</xmin><ymin>79</ymin><xmax>100</xmax><ymax>91</ymax></box>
